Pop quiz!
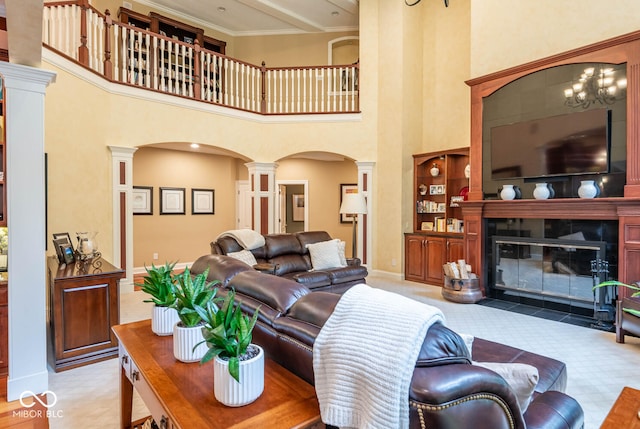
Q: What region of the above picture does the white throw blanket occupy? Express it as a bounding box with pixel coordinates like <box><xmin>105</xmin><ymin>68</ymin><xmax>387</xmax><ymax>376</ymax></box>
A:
<box><xmin>313</xmin><ymin>284</ymin><xmax>445</xmax><ymax>429</ymax></box>
<box><xmin>217</xmin><ymin>229</ymin><xmax>265</xmax><ymax>250</ymax></box>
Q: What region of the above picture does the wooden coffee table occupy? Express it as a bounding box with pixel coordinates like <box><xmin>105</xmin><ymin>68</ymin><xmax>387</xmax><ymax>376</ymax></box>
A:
<box><xmin>601</xmin><ymin>386</ymin><xmax>640</xmax><ymax>429</ymax></box>
<box><xmin>113</xmin><ymin>320</ymin><xmax>321</xmax><ymax>429</ymax></box>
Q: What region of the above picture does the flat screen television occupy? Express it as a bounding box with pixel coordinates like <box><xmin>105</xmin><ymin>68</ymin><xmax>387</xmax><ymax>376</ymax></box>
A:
<box><xmin>490</xmin><ymin>109</ymin><xmax>611</xmax><ymax>180</ymax></box>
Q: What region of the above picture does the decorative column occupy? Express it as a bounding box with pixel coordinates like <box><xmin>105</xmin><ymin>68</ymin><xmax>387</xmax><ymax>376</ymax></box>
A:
<box><xmin>245</xmin><ymin>162</ymin><xmax>278</xmax><ymax>234</ymax></box>
<box><xmin>109</xmin><ymin>146</ymin><xmax>137</xmax><ymax>293</ymax></box>
<box><xmin>356</xmin><ymin>161</ymin><xmax>375</xmax><ymax>266</ymax></box>
<box><xmin>0</xmin><ymin>62</ymin><xmax>56</xmax><ymax>401</ymax></box>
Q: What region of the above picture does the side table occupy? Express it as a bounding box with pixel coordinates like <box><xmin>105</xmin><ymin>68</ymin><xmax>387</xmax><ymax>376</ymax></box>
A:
<box><xmin>601</xmin><ymin>386</ymin><xmax>640</xmax><ymax>428</ymax></box>
<box><xmin>47</xmin><ymin>256</ymin><xmax>124</xmax><ymax>371</ymax></box>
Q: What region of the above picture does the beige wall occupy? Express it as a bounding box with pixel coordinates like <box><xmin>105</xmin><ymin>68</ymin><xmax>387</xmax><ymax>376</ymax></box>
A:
<box><xmin>41</xmin><ymin>0</ymin><xmax>640</xmax><ymax>277</ymax></box>
<box><xmin>276</xmin><ymin>158</ymin><xmax>358</xmax><ymax>254</ymax></box>
<box><xmin>469</xmin><ymin>0</ymin><xmax>640</xmax><ymax>78</ymax></box>
<box><xmin>132</xmin><ymin>147</ymin><xmax>238</xmax><ymax>266</ymax></box>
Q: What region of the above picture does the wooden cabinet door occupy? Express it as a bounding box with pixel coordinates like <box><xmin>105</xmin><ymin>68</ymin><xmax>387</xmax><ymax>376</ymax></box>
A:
<box><xmin>425</xmin><ymin>237</ymin><xmax>445</xmax><ymax>284</ymax></box>
<box><xmin>405</xmin><ymin>234</ymin><xmax>426</xmax><ymax>281</ymax></box>
<box><xmin>447</xmin><ymin>237</ymin><xmax>465</xmax><ymax>264</ymax></box>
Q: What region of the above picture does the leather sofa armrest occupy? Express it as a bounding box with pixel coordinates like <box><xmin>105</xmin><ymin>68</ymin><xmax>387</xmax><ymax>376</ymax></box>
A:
<box><xmin>622</xmin><ymin>296</ymin><xmax>640</xmax><ymax>312</ymax></box>
<box><xmin>346</xmin><ymin>257</ymin><xmax>361</xmax><ymax>266</ymax></box>
<box><xmin>523</xmin><ymin>391</ymin><xmax>584</xmax><ymax>429</ymax></box>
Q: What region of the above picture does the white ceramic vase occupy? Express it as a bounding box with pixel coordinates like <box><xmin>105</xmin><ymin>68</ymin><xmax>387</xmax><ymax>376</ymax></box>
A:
<box><xmin>214</xmin><ymin>344</ymin><xmax>265</xmax><ymax>407</ymax></box>
<box><xmin>430</xmin><ymin>163</ymin><xmax>440</xmax><ymax>177</ymax></box>
<box><xmin>578</xmin><ymin>180</ymin><xmax>598</xmax><ymax>199</ymax></box>
<box><xmin>533</xmin><ymin>183</ymin><xmax>551</xmax><ymax>200</ymax></box>
<box><xmin>500</xmin><ymin>184</ymin><xmax>516</xmax><ymax>200</ymax></box>
<box><xmin>151</xmin><ymin>305</ymin><xmax>180</xmax><ymax>336</ymax></box>
<box><xmin>173</xmin><ymin>323</ymin><xmax>207</xmax><ymax>363</ymax></box>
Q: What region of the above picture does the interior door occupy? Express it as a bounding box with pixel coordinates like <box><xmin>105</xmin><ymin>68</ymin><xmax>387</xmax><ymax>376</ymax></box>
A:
<box><xmin>236</xmin><ymin>181</ymin><xmax>251</xmax><ymax>229</ymax></box>
<box><xmin>278</xmin><ymin>184</ymin><xmax>287</xmax><ymax>233</ymax></box>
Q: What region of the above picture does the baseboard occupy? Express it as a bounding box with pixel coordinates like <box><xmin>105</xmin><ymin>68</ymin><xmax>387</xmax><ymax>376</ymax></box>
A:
<box><xmin>369</xmin><ymin>269</ymin><xmax>403</xmax><ymax>280</ymax></box>
<box><xmin>132</xmin><ymin>261</ymin><xmax>195</xmax><ymax>276</ymax></box>
<box><xmin>6</xmin><ymin>370</ymin><xmax>48</xmax><ymax>402</ymax></box>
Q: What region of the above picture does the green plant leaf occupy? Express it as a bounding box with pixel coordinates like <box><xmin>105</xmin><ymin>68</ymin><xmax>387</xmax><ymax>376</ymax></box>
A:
<box><xmin>228</xmin><ymin>357</ymin><xmax>240</xmax><ymax>382</ymax></box>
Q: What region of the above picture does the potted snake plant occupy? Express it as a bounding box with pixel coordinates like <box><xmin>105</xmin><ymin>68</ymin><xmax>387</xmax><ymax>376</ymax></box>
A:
<box><xmin>195</xmin><ymin>289</ymin><xmax>262</xmax><ymax>406</ymax></box>
<box><xmin>137</xmin><ymin>261</ymin><xmax>180</xmax><ymax>336</ymax></box>
<box><xmin>594</xmin><ymin>280</ymin><xmax>640</xmax><ymax>316</ymax></box>
<box><xmin>171</xmin><ymin>267</ymin><xmax>220</xmax><ymax>363</ymax></box>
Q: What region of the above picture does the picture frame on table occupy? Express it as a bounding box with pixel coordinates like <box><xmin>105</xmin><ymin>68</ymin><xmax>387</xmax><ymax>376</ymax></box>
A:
<box><xmin>52</xmin><ymin>232</ymin><xmax>74</xmax><ymax>252</ymax></box>
<box><xmin>160</xmin><ymin>187</ymin><xmax>185</xmax><ymax>215</ymax></box>
<box><xmin>340</xmin><ymin>183</ymin><xmax>358</xmax><ymax>224</ymax></box>
<box><xmin>132</xmin><ymin>186</ymin><xmax>153</xmax><ymax>215</ymax></box>
<box><xmin>191</xmin><ymin>188</ymin><xmax>215</xmax><ymax>215</ymax></box>
<box><xmin>52</xmin><ymin>233</ymin><xmax>75</xmax><ymax>264</ymax></box>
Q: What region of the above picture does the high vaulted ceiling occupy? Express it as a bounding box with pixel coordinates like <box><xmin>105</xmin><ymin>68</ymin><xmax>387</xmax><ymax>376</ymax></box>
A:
<box><xmin>135</xmin><ymin>0</ymin><xmax>359</xmax><ymax>36</ymax></box>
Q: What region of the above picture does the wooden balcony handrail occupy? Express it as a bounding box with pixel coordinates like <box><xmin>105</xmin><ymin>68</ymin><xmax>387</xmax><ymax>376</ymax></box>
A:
<box><xmin>42</xmin><ymin>0</ymin><xmax>360</xmax><ymax>115</ymax></box>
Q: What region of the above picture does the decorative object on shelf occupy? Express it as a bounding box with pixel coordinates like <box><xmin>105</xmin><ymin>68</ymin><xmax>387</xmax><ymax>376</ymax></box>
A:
<box><xmin>339</xmin><ymin>191</ymin><xmax>367</xmax><ymax>258</ymax></box>
<box><xmin>137</xmin><ymin>261</ymin><xmax>180</xmax><ymax>336</ymax></box>
<box><xmin>419</xmin><ymin>184</ymin><xmax>428</xmax><ymax>195</ymax></box>
<box><xmin>75</xmin><ymin>231</ymin><xmax>101</xmax><ymax>261</ymax></box>
<box><xmin>578</xmin><ymin>180</ymin><xmax>599</xmax><ymax>199</ymax></box>
<box><xmin>500</xmin><ymin>184</ymin><xmax>517</xmax><ymax>200</ymax></box>
<box><xmin>533</xmin><ymin>183</ymin><xmax>553</xmax><ymax>200</ymax></box>
<box><xmin>464</xmin><ymin>164</ymin><xmax>471</xmax><ymax>179</ymax></box>
<box><xmin>172</xmin><ymin>267</ymin><xmax>219</xmax><ymax>363</ymax></box>
<box><xmin>196</xmin><ymin>289</ymin><xmax>263</xmax><ymax>407</ymax></box>
<box><xmin>459</xmin><ymin>186</ymin><xmax>469</xmax><ymax>201</ymax></box>
<box><xmin>564</xmin><ymin>64</ymin><xmax>627</xmax><ymax>109</ymax></box>
<box><xmin>430</xmin><ymin>163</ymin><xmax>440</xmax><ymax>177</ymax></box>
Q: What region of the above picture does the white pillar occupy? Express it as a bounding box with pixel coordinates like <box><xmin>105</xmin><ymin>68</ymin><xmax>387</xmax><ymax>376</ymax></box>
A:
<box><xmin>0</xmin><ymin>62</ymin><xmax>56</xmax><ymax>401</ymax></box>
<box><xmin>109</xmin><ymin>146</ymin><xmax>137</xmax><ymax>293</ymax></box>
<box><xmin>356</xmin><ymin>161</ymin><xmax>375</xmax><ymax>267</ymax></box>
<box><xmin>245</xmin><ymin>162</ymin><xmax>278</xmax><ymax>234</ymax></box>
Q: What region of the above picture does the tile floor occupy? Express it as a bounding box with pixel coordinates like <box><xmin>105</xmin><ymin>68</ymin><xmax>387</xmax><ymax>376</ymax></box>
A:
<box><xmin>46</xmin><ymin>272</ymin><xmax>640</xmax><ymax>429</ymax></box>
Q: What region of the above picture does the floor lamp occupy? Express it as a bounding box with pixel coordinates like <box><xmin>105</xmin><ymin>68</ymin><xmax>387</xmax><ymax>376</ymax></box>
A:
<box><xmin>339</xmin><ymin>193</ymin><xmax>368</xmax><ymax>258</ymax></box>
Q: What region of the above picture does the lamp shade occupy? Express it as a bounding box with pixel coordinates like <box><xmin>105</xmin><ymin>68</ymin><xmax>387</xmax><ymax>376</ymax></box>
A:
<box><xmin>339</xmin><ymin>193</ymin><xmax>367</xmax><ymax>215</ymax></box>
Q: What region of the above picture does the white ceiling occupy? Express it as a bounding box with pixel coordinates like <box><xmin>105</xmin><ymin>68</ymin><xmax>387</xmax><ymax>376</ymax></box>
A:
<box><xmin>134</xmin><ymin>0</ymin><xmax>359</xmax><ymax>36</ymax></box>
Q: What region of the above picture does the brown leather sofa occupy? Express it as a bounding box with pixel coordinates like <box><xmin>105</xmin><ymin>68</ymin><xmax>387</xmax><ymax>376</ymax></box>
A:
<box><xmin>191</xmin><ymin>254</ymin><xmax>584</xmax><ymax>429</ymax></box>
<box><xmin>210</xmin><ymin>230</ymin><xmax>367</xmax><ymax>294</ymax></box>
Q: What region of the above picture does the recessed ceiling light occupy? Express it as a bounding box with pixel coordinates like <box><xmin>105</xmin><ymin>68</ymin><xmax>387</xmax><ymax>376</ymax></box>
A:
<box><xmin>191</xmin><ymin>143</ymin><xmax>200</xmax><ymax>149</ymax></box>
<box><xmin>217</xmin><ymin>7</ymin><xmax>226</xmax><ymax>13</ymax></box>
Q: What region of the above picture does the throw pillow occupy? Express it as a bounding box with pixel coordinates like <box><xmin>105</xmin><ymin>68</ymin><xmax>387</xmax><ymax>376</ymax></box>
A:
<box><xmin>473</xmin><ymin>361</ymin><xmax>539</xmax><ymax>411</ymax></box>
<box><xmin>307</xmin><ymin>239</ymin><xmax>346</xmax><ymax>270</ymax></box>
<box><xmin>337</xmin><ymin>240</ymin><xmax>348</xmax><ymax>266</ymax></box>
<box><xmin>227</xmin><ymin>249</ymin><xmax>258</xmax><ymax>267</ymax></box>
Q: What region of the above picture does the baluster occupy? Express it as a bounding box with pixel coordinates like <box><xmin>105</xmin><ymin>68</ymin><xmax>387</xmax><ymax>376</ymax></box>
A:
<box><xmin>113</xmin><ymin>24</ymin><xmax>120</xmax><ymax>81</ymax></box>
<box><xmin>78</xmin><ymin>0</ymin><xmax>89</xmax><ymax>65</ymax></box>
<box><xmin>159</xmin><ymin>38</ymin><xmax>165</xmax><ymax>92</ymax></box>
<box><xmin>151</xmin><ymin>36</ymin><xmax>157</xmax><ymax>91</ymax></box>
<box><xmin>103</xmin><ymin>10</ymin><xmax>112</xmax><ymax>80</ymax></box>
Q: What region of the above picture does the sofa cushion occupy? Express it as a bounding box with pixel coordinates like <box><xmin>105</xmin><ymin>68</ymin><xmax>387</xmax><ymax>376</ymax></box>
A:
<box><xmin>265</xmin><ymin>234</ymin><xmax>303</xmax><ymax>258</ymax></box>
<box><xmin>190</xmin><ymin>254</ymin><xmax>253</xmax><ymax>287</ymax></box>
<box><xmin>415</xmin><ymin>322</ymin><xmax>471</xmax><ymax>367</ymax></box>
<box><xmin>216</xmin><ymin>235</ymin><xmax>245</xmax><ymax>254</ymax></box>
<box><xmin>306</xmin><ymin>239</ymin><xmax>346</xmax><ymax>270</ymax></box>
<box><xmin>295</xmin><ymin>231</ymin><xmax>332</xmax><ymax>253</ymax></box>
<box><xmin>228</xmin><ymin>270</ymin><xmax>310</xmax><ymax>315</ymax></box>
<box><xmin>474</xmin><ymin>361</ymin><xmax>539</xmax><ymax>411</ymax></box>
<box><xmin>270</xmin><ymin>254</ymin><xmax>311</xmax><ymax>276</ymax></box>
<box><xmin>290</xmin><ymin>271</ymin><xmax>332</xmax><ymax>287</ymax></box>
<box><xmin>227</xmin><ymin>249</ymin><xmax>258</xmax><ymax>266</ymax></box>
<box><xmin>286</xmin><ymin>292</ymin><xmax>340</xmax><ymax>327</ymax></box>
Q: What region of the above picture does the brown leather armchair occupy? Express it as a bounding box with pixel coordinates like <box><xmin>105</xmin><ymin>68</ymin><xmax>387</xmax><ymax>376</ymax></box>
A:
<box><xmin>616</xmin><ymin>296</ymin><xmax>640</xmax><ymax>343</ymax></box>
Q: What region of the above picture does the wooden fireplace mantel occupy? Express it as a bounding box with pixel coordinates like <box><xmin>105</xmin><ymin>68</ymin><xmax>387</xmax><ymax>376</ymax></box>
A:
<box><xmin>464</xmin><ymin>30</ymin><xmax>640</xmax><ymax>298</ymax></box>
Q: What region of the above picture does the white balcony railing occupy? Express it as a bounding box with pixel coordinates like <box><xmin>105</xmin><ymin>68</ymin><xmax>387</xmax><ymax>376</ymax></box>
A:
<box><xmin>42</xmin><ymin>1</ymin><xmax>359</xmax><ymax>115</ymax></box>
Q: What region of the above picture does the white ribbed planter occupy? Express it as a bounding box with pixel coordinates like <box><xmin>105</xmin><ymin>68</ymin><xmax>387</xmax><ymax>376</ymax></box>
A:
<box><xmin>173</xmin><ymin>323</ymin><xmax>207</xmax><ymax>363</ymax></box>
<box><xmin>151</xmin><ymin>305</ymin><xmax>180</xmax><ymax>336</ymax></box>
<box><xmin>214</xmin><ymin>344</ymin><xmax>264</xmax><ymax>407</ymax></box>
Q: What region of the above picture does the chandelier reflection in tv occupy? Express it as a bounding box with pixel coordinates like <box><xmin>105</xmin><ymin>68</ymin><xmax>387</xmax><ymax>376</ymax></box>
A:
<box><xmin>564</xmin><ymin>64</ymin><xmax>627</xmax><ymax>109</ymax></box>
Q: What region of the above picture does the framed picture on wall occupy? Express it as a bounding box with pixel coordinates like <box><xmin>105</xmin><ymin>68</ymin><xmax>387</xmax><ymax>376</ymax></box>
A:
<box><xmin>292</xmin><ymin>194</ymin><xmax>304</xmax><ymax>221</ymax></box>
<box><xmin>340</xmin><ymin>183</ymin><xmax>358</xmax><ymax>224</ymax></box>
<box><xmin>160</xmin><ymin>187</ymin><xmax>185</xmax><ymax>215</ymax></box>
<box><xmin>192</xmin><ymin>188</ymin><xmax>215</xmax><ymax>214</ymax></box>
<box><xmin>132</xmin><ymin>186</ymin><xmax>153</xmax><ymax>215</ymax></box>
